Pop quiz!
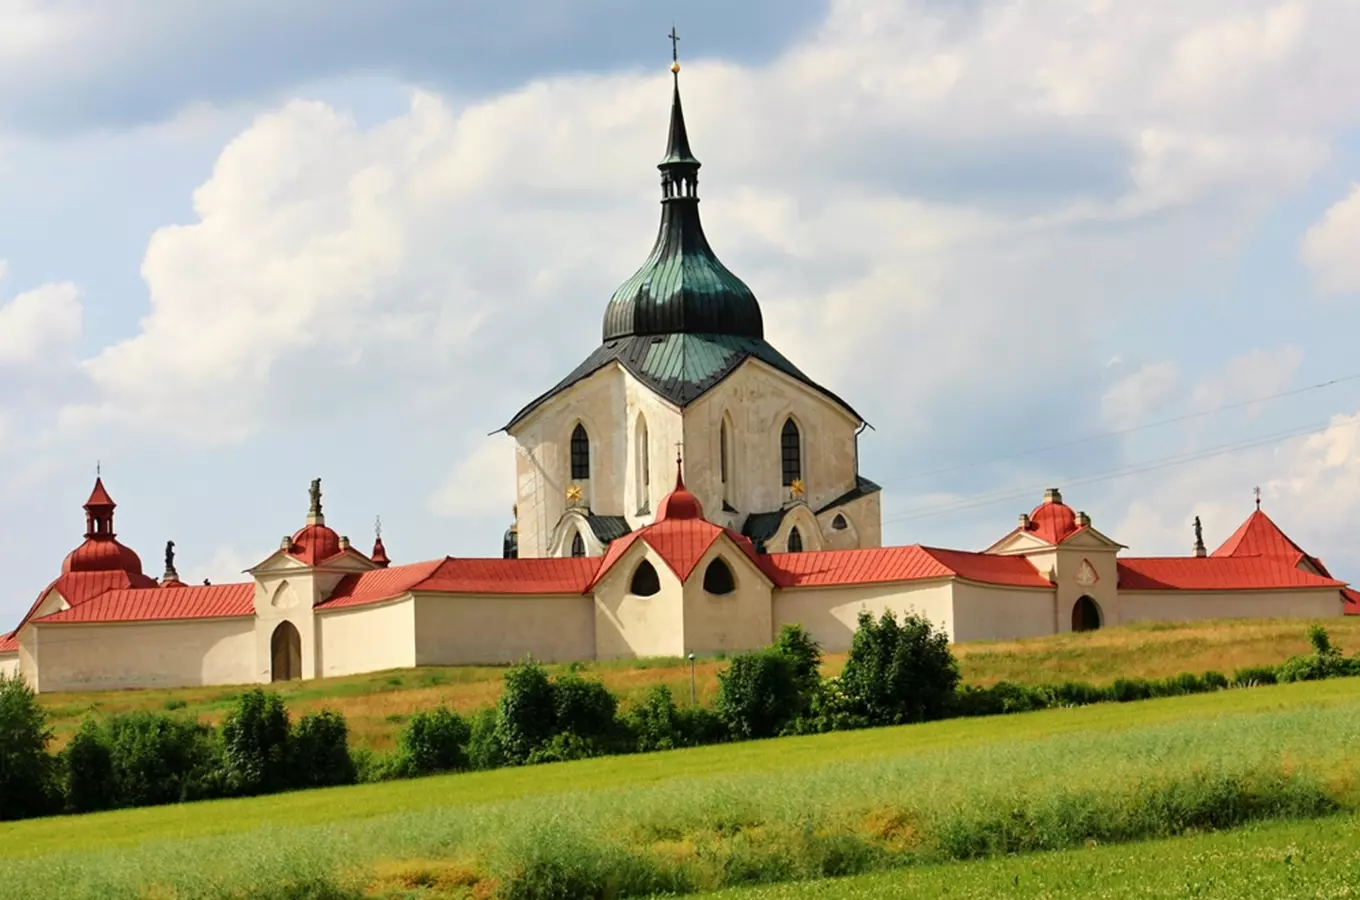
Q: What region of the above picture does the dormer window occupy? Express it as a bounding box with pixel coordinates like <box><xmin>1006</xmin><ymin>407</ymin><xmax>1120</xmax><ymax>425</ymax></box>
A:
<box><xmin>570</xmin><ymin>532</ymin><xmax>586</xmax><ymax>558</ymax></box>
<box><xmin>787</xmin><ymin>527</ymin><xmax>804</xmax><ymax>553</ymax></box>
<box><xmin>781</xmin><ymin>419</ymin><xmax>801</xmax><ymax>487</ymax></box>
<box><xmin>570</xmin><ymin>424</ymin><xmax>590</xmax><ymax>481</ymax></box>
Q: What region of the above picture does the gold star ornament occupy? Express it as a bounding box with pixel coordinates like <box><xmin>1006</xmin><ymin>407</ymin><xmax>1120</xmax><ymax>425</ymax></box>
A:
<box><xmin>790</xmin><ymin>479</ymin><xmax>806</xmax><ymax>499</ymax></box>
<box><xmin>566</xmin><ymin>484</ymin><xmax>583</xmax><ymax>505</ymax></box>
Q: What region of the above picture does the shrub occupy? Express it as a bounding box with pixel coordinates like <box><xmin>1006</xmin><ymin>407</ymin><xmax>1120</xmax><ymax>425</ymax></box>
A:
<box><xmin>716</xmin><ymin>647</ymin><xmax>801</xmax><ymax>739</ymax></box>
<box><xmin>1203</xmin><ymin>671</ymin><xmax>1229</xmax><ymax>690</ymax></box>
<box><xmin>774</xmin><ymin>624</ymin><xmax>823</xmax><ymax>698</ymax></box>
<box><xmin>64</xmin><ymin>719</ymin><xmax>117</xmax><ymax>813</ymax></box>
<box><xmin>467</xmin><ymin>707</ymin><xmax>507</xmax><ymax>770</ymax></box>
<box><xmin>626</xmin><ymin>685</ymin><xmax>687</xmax><ymax>752</ymax></box>
<box><xmin>106</xmin><ymin>712</ymin><xmax>220</xmax><ymax>806</ymax></box>
<box><xmin>1277</xmin><ymin>625</ymin><xmax>1349</xmax><ymax>683</ymax></box>
<box><xmin>526</xmin><ymin>732</ymin><xmax>599</xmax><ymax>764</ymax></box>
<box><xmin>552</xmin><ymin>674</ymin><xmax>618</xmax><ymax>745</ymax></box>
<box><xmin>396</xmin><ymin>707</ymin><xmax>471</xmax><ymax>776</ymax></box>
<box><xmin>496</xmin><ymin>659</ymin><xmax>558</xmax><ymax>764</ymax></box>
<box><xmin>838</xmin><ymin>611</ymin><xmax>960</xmax><ymax>726</ymax></box>
<box><xmin>1112</xmin><ymin>678</ymin><xmax>1152</xmax><ymax>703</ymax></box>
<box><xmin>0</xmin><ymin>674</ymin><xmax>59</xmax><ymax>819</ymax></box>
<box><xmin>290</xmin><ymin>710</ymin><xmax>356</xmax><ymax>788</ymax></box>
<box><xmin>1232</xmin><ymin>665</ymin><xmax>1278</xmax><ymax>687</ymax></box>
<box><xmin>220</xmin><ymin>688</ymin><xmax>291</xmax><ymax>796</ymax></box>
<box><xmin>1047</xmin><ymin>681</ymin><xmax>1112</xmax><ymax>707</ymax></box>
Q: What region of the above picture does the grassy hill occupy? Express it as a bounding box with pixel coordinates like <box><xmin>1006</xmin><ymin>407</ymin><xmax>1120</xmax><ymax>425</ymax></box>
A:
<box><xmin>3</xmin><ymin>678</ymin><xmax>1358</xmax><ymax>899</ymax></box>
<box><xmin>37</xmin><ymin>616</ymin><xmax>1360</xmax><ymax>750</ymax></box>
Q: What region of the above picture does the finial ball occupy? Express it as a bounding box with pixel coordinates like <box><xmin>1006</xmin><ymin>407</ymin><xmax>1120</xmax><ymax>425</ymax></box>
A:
<box><xmin>671</xmin><ymin>61</ymin><xmax>680</xmax><ymax>74</ymax></box>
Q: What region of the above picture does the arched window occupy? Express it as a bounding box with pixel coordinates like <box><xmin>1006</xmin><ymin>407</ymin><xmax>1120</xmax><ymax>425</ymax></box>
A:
<box><xmin>570</xmin><ymin>531</ymin><xmax>586</xmax><ymax>558</ymax></box>
<box><xmin>635</xmin><ymin>415</ymin><xmax>651</xmax><ymax>514</ymax></box>
<box><xmin>1072</xmin><ymin>596</ymin><xmax>1102</xmax><ymax>632</ymax></box>
<box><xmin>781</xmin><ymin>419</ymin><xmax>802</xmax><ymax>487</ymax></box>
<box><xmin>831</xmin><ymin>514</ymin><xmax>848</xmax><ymax>531</ymax></box>
<box><xmin>720</xmin><ymin>419</ymin><xmax>729</xmax><ymax>486</ymax></box>
<box><xmin>630</xmin><ymin>559</ymin><xmax>661</xmax><ymax>596</ymax></box>
<box><xmin>787</xmin><ymin>527</ymin><xmax>804</xmax><ymax>553</ymax></box>
<box><xmin>570</xmin><ymin>424</ymin><xmax>590</xmax><ymax>480</ymax></box>
<box><xmin>270</xmin><ymin>621</ymin><xmax>302</xmax><ymax>682</ymax></box>
<box><xmin>703</xmin><ymin>558</ymin><xmax>736</xmax><ymax>594</ymax></box>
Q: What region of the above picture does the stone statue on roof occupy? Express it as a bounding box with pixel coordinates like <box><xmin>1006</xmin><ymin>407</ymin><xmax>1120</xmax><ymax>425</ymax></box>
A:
<box><xmin>165</xmin><ymin>540</ymin><xmax>175</xmax><ymax>572</ymax></box>
<box><xmin>1193</xmin><ymin>515</ymin><xmax>1205</xmax><ymax>554</ymax></box>
<box><xmin>309</xmin><ymin>478</ymin><xmax>322</xmax><ymax>514</ymax></box>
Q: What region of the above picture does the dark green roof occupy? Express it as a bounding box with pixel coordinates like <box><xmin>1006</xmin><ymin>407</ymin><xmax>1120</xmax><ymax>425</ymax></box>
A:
<box><xmin>503</xmin><ymin>332</ymin><xmax>862</xmax><ymax>431</ymax></box>
<box><xmin>585</xmin><ymin>515</ymin><xmax>631</xmax><ymax>545</ymax></box>
<box><xmin>816</xmin><ymin>476</ymin><xmax>882</xmax><ymax>515</ymax></box>
<box><xmin>741</xmin><ymin>509</ymin><xmax>789</xmax><ymax>554</ymax></box>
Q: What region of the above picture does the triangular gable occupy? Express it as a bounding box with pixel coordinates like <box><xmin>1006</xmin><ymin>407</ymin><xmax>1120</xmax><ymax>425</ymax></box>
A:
<box><xmin>1212</xmin><ymin>509</ymin><xmax>1307</xmax><ymax>562</ymax></box>
<box><xmin>984</xmin><ymin>529</ymin><xmax>1054</xmax><ymax>555</ymax></box>
<box><xmin>1057</xmin><ymin>527</ymin><xmax>1125</xmax><ymax>550</ymax></box>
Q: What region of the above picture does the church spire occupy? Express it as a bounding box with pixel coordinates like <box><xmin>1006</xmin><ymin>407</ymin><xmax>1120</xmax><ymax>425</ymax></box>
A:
<box><xmin>660</xmin><ymin>26</ymin><xmax>700</xmax><ymax>196</ymax></box>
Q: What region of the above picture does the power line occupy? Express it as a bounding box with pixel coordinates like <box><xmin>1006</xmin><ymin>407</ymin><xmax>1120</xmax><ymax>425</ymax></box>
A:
<box><xmin>881</xmin><ymin>415</ymin><xmax>1357</xmax><ymax>527</ymax></box>
<box><xmin>875</xmin><ymin>371</ymin><xmax>1360</xmax><ymax>488</ymax></box>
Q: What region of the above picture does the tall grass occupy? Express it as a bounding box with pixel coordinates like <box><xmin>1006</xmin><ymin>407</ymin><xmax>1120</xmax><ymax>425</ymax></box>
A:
<box><xmin>3</xmin><ymin>689</ymin><xmax>1358</xmax><ymax>899</ymax></box>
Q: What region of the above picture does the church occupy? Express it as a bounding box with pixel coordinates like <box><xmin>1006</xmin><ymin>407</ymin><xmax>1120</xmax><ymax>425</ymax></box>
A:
<box><xmin>0</xmin><ymin>60</ymin><xmax>1353</xmax><ymax>693</ymax></box>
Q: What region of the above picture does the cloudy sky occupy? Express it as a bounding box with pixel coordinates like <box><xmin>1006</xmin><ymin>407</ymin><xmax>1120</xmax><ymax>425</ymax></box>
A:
<box><xmin>3</xmin><ymin>0</ymin><xmax>1360</xmax><ymax>620</ymax></box>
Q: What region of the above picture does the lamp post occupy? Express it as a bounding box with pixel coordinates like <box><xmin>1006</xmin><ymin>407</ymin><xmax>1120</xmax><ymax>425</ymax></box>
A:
<box><xmin>687</xmin><ymin>652</ymin><xmax>696</xmax><ymax>706</ymax></box>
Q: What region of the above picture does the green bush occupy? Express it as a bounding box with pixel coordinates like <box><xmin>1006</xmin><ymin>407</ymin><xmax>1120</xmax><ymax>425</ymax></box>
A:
<box><xmin>1232</xmin><ymin>665</ymin><xmax>1278</xmax><ymax>686</ymax></box>
<box><xmin>1047</xmin><ymin>681</ymin><xmax>1112</xmax><ymax>706</ymax></box>
<box><xmin>396</xmin><ymin>707</ymin><xmax>471</xmax><ymax>776</ymax></box>
<box><xmin>0</xmin><ymin>674</ymin><xmax>60</xmax><ymax>819</ymax></box>
<box><xmin>626</xmin><ymin>684</ymin><xmax>687</xmax><ymax>752</ymax></box>
<box><xmin>1112</xmin><ymin>677</ymin><xmax>1153</xmax><ymax>702</ymax></box>
<box><xmin>221</xmin><ymin>688</ymin><xmax>291</xmax><ymax>796</ymax></box>
<box><xmin>467</xmin><ymin>706</ymin><xmax>507</xmax><ymax>770</ymax></box>
<box><xmin>290</xmin><ymin>710</ymin><xmax>356</xmax><ymax>788</ymax></box>
<box><xmin>716</xmin><ymin>647</ymin><xmax>801</xmax><ymax>739</ymax></box>
<box><xmin>64</xmin><ymin>719</ymin><xmax>117</xmax><ymax>813</ymax></box>
<box><xmin>1203</xmin><ymin>671</ymin><xmax>1230</xmax><ymax>690</ymax></box>
<box><xmin>552</xmin><ymin>674</ymin><xmax>619</xmax><ymax>746</ymax></box>
<box><xmin>774</xmin><ymin>624</ymin><xmax>823</xmax><ymax>699</ymax></box>
<box><xmin>1277</xmin><ymin>626</ymin><xmax>1350</xmax><ymax>683</ymax></box>
<box><xmin>838</xmin><ymin>610</ymin><xmax>960</xmax><ymax>726</ymax></box>
<box><xmin>106</xmin><ymin>712</ymin><xmax>220</xmax><ymax>806</ymax></box>
<box><xmin>496</xmin><ymin>659</ymin><xmax>558</xmax><ymax>764</ymax></box>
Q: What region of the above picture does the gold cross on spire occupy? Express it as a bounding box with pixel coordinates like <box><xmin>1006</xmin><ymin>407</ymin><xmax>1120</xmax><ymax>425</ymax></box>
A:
<box><xmin>669</xmin><ymin>25</ymin><xmax>680</xmax><ymax>62</ymax></box>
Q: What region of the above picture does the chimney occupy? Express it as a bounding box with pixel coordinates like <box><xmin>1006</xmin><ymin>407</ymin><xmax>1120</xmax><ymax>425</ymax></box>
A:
<box><xmin>338</xmin><ymin>535</ymin><xmax>351</xmax><ymax>551</ymax></box>
<box><xmin>280</xmin><ymin>535</ymin><xmax>293</xmax><ymax>550</ymax></box>
<box><xmin>1075</xmin><ymin>511</ymin><xmax>1090</xmax><ymax>528</ymax></box>
<box><xmin>1043</xmin><ymin>487</ymin><xmax>1063</xmax><ymax>505</ymax></box>
<box><xmin>1018</xmin><ymin>513</ymin><xmax>1031</xmax><ymax>529</ymax></box>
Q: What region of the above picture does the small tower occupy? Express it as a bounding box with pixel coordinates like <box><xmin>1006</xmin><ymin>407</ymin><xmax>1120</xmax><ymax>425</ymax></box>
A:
<box><xmin>371</xmin><ymin>516</ymin><xmax>390</xmax><ymax>568</ymax></box>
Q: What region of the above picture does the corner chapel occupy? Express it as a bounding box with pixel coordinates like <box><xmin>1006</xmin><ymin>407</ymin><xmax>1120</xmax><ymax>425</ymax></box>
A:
<box><xmin>0</xmin><ymin>57</ymin><xmax>1353</xmax><ymax>692</ymax></box>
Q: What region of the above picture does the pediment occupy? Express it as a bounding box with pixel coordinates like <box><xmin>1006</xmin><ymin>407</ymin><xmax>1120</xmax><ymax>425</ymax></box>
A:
<box><xmin>985</xmin><ymin>529</ymin><xmax>1053</xmax><ymax>555</ymax></box>
<box><xmin>1059</xmin><ymin>527</ymin><xmax>1124</xmax><ymax>551</ymax></box>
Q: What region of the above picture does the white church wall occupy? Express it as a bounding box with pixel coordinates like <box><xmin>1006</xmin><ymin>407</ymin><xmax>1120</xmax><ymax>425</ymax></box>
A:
<box><xmin>684</xmin><ymin>360</ymin><xmax>863</xmax><ymax>518</ymax></box>
<box><xmin>29</xmin><ymin>618</ymin><xmax>255</xmax><ymax>693</ymax></box>
<box><xmin>1117</xmin><ymin>588</ymin><xmax>1343</xmax><ymax>624</ymax></box>
<box><xmin>317</xmin><ymin>598</ymin><xmax>415</xmax><ymax>677</ymax></box>
<box><xmin>593</xmin><ymin>541</ymin><xmax>686</xmax><ymax>659</ymax></box>
<box><xmin>414</xmin><ymin>593</ymin><xmax>594</xmax><ymax>665</ymax></box>
<box><xmin>0</xmin><ymin>652</ymin><xmax>18</xmax><ymax>678</ymax></box>
<box><xmin>772</xmin><ymin>580</ymin><xmax>955</xmax><ymax>652</ymax></box>
<box><xmin>818</xmin><ymin>491</ymin><xmax>882</xmax><ymax>550</ymax></box>
<box><xmin>622</xmin><ymin>372</ymin><xmax>684</xmax><ymax>529</ymax></box>
<box><xmin>682</xmin><ymin>542</ymin><xmax>773</xmax><ymax>656</ymax></box>
<box><xmin>949</xmin><ymin>582</ymin><xmax>1057</xmax><ymax>643</ymax></box>
<box><xmin>510</xmin><ymin>365</ymin><xmax>628</xmax><ymax>558</ymax></box>
<box><xmin>252</xmin><ymin>568</ymin><xmax>322</xmax><ymax>683</ymax></box>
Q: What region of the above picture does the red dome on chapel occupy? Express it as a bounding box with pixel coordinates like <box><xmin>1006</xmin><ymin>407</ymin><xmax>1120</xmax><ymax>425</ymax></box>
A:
<box><xmin>656</xmin><ymin>458</ymin><xmax>704</xmax><ymax>521</ymax></box>
<box><xmin>61</xmin><ymin>477</ymin><xmax>146</xmax><ymax>576</ymax></box>
<box><xmin>290</xmin><ymin>523</ymin><xmax>343</xmax><ymax>565</ymax></box>
<box><xmin>1025</xmin><ymin>488</ymin><xmax>1080</xmax><ymax>544</ymax></box>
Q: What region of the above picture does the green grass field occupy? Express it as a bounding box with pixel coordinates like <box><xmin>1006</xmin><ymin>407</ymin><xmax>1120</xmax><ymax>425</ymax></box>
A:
<box><xmin>36</xmin><ymin>616</ymin><xmax>1360</xmax><ymax>751</ymax></box>
<box><xmin>699</xmin><ymin>813</ymin><xmax>1360</xmax><ymax>899</ymax></box>
<box><xmin>4</xmin><ymin>678</ymin><xmax>1359</xmax><ymax>899</ymax></box>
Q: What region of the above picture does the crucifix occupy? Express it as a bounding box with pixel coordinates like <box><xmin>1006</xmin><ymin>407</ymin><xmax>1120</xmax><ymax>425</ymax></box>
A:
<box><xmin>374</xmin><ymin>515</ymin><xmax>382</xmax><ymax>539</ymax></box>
<box><xmin>669</xmin><ymin>25</ymin><xmax>680</xmax><ymax>63</ymax></box>
<box><xmin>1253</xmin><ymin>486</ymin><xmax>1261</xmax><ymax>510</ymax></box>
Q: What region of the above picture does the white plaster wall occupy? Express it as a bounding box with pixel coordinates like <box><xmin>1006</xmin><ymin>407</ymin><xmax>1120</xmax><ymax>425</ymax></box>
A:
<box><xmin>772</xmin><ymin>580</ymin><xmax>956</xmax><ymax>652</ymax></box>
<box><xmin>623</xmin><ymin>372</ymin><xmax>684</xmax><ymax>527</ymax></box>
<box><xmin>1118</xmin><ymin>589</ymin><xmax>1343</xmax><ymax>623</ymax></box>
<box><xmin>0</xmin><ymin>653</ymin><xmax>18</xmax><ymax>678</ymax></box>
<box><xmin>317</xmin><ymin>599</ymin><xmax>416</xmax><ymax>677</ymax></box>
<box><xmin>682</xmin><ymin>542</ymin><xmax>773</xmax><ymax>655</ymax></box>
<box><xmin>510</xmin><ymin>365</ymin><xmax>628</xmax><ymax>558</ymax></box>
<box><xmin>29</xmin><ymin>618</ymin><xmax>255</xmax><ymax>693</ymax></box>
<box><xmin>950</xmin><ymin>582</ymin><xmax>1057</xmax><ymax>643</ymax></box>
<box><xmin>684</xmin><ymin>360</ymin><xmax>864</xmax><ymax>517</ymax></box>
<box><xmin>252</xmin><ymin>567</ymin><xmax>321</xmax><ymax>683</ymax></box>
<box><xmin>414</xmin><ymin>592</ymin><xmax>594</xmax><ymax>664</ymax></box>
<box><xmin>593</xmin><ymin>541</ymin><xmax>686</xmax><ymax>659</ymax></box>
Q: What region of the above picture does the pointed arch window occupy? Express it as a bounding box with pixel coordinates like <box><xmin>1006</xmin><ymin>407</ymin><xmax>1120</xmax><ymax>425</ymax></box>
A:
<box><xmin>570</xmin><ymin>424</ymin><xmax>590</xmax><ymax>480</ymax></box>
<box><xmin>570</xmin><ymin>532</ymin><xmax>586</xmax><ymax>558</ymax></box>
<box><xmin>720</xmin><ymin>419</ymin><xmax>729</xmax><ymax>486</ymax></box>
<box><xmin>703</xmin><ymin>557</ymin><xmax>735</xmax><ymax>595</ymax></box>
<box><xmin>630</xmin><ymin>559</ymin><xmax>661</xmax><ymax>596</ymax></box>
<box><xmin>781</xmin><ymin>419</ymin><xmax>802</xmax><ymax>487</ymax></box>
<box><xmin>635</xmin><ymin>415</ymin><xmax>651</xmax><ymax>514</ymax></box>
<box><xmin>787</xmin><ymin>527</ymin><xmax>804</xmax><ymax>553</ymax></box>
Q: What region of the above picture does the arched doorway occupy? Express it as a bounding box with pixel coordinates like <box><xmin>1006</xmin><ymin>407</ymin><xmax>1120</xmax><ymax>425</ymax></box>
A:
<box><xmin>1071</xmin><ymin>596</ymin><xmax>1102</xmax><ymax>632</ymax></box>
<box><xmin>271</xmin><ymin>621</ymin><xmax>302</xmax><ymax>682</ymax></box>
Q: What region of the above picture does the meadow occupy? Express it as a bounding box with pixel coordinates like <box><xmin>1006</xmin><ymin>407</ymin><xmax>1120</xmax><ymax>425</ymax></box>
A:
<box><xmin>36</xmin><ymin>616</ymin><xmax>1360</xmax><ymax>750</ymax></box>
<box><xmin>3</xmin><ymin>678</ymin><xmax>1358</xmax><ymax>899</ymax></box>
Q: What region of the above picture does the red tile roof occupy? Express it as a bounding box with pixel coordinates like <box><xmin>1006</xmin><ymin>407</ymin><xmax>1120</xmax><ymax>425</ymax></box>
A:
<box><xmin>1213</xmin><ymin>509</ymin><xmax>1308</xmax><ymax>561</ymax></box>
<box><xmin>1118</xmin><ymin>557</ymin><xmax>1344</xmax><ymax>591</ymax></box>
<box><xmin>288</xmin><ymin>523</ymin><xmax>345</xmax><ymax>565</ymax></box>
<box><xmin>1026</xmin><ymin>497</ymin><xmax>1080</xmax><ymax>544</ymax></box>
<box><xmin>321</xmin><ymin>557</ymin><xmax>601</xmax><ymax>609</ymax></box>
<box><xmin>84</xmin><ymin>477</ymin><xmax>116</xmax><ymax>509</ymax></box>
<box><xmin>32</xmin><ymin>583</ymin><xmax>256</xmax><ymax>624</ymax></box>
<box><xmin>1343</xmin><ymin>588</ymin><xmax>1360</xmax><ymax>615</ymax></box>
<box><xmin>0</xmin><ymin>633</ymin><xmax>16</xmax><ymax>653</ymax></box>
<box><xmin>763</xmin><ymin>545</ymin><xmax>1050</xmax><ymax>588</ymax></box>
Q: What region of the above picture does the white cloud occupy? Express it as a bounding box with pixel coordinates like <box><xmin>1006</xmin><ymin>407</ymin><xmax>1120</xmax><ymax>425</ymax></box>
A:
<box><xmin>428</xmin><ymin>435</ymin><xmax>517</xmax><ymax>519</ymax></box>
<box><xmin>1189</xmin><ymin>346</ymin><xmax>1304</xmax><ymax>418</ymax></box>
<box><xmin>0</xmin><ymin>279</ymin><xmax>81</xmax><ymax>365</ymax></box>
<box><xmin>1101</xmin><ymin>361</ymin><xmax>1181</xmax><ymax>429</ymax></box>
<box><xmin>182</xmin><ymin>543</ymin><xmax>269</xmax><ymax>587</ymax></box>
<box><xmin>1301</xmin><ymin>183</ymin><xmax>1360</xmax><ymax>295</ymax></box>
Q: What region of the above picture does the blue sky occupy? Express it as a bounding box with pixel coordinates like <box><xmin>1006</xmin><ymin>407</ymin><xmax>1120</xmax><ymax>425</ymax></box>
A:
<box><xmin>3</xmin><ymin>0</ymin><xmax>1360</xmax><ymax>622</ymax></box>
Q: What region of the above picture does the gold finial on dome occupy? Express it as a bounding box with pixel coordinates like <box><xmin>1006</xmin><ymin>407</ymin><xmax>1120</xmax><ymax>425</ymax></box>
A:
<box><xmin>671</xmin><ymin>61</ymin><xmax>680</xmax><ymax>74</ymax></box>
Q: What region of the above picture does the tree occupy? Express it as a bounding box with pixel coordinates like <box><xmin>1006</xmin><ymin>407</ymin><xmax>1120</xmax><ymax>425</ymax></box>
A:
<box><xmin>220</xmin><ymin>689</ymin><xmax>291</xmax><ymax>795</ymax></box>
<box><xmin>839</xmin><ymin>610</ymin><xmax>959</xmax><ymax>726</ymax></box>
<box><xmin>495</xmin><ymin>659</ymin><xmax>558</xmax><ymax>764</ymax></box>
<box><xmin>290</xmin><ymin>710</ymin><xmax>357</xmax><ymax>788</ymax></box>
<box><xmin>64</xmin><ymin>720</ymin><xmax>117</xmax><ymax>813</ymax></box>
<box><xmin>716</xmin><ymin>648</ymin><xmax>801</xmax><ymax>739</ymax></box>
<box><xmin>0</xmin><ymin>674</ymin><xmax>59</xmax><ymax>819</ymax></box>
<box><xmin>396</xmin><ymin>707</ymin><xmax>470</xmax><ymax>776</ymax></box>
